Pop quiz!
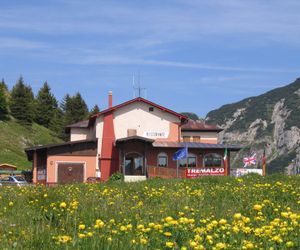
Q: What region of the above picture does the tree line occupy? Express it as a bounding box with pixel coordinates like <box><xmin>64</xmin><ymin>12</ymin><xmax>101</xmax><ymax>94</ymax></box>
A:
<box><xmin>0</xmin><ymin>77</ymin><xmax>100</xmax><ymax>140</ymax></box>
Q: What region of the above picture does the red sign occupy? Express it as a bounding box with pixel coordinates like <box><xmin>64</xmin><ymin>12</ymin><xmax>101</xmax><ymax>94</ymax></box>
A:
<box><xmin>186</xmin><ymin>168</ymin><xmax>225</xmax><ymax>178</ymax></box>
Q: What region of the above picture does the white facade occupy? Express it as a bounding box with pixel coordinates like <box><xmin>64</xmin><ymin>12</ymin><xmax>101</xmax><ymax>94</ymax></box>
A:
<box><xmin>68</xmin><ymin>99</ymin><xmax>220</xmax><ymax>157</ymax></box>
<box><xmin>113</xmin><ymin>102</ymin><xmax>180</xmax><ymax>140</ymax></box>
<box><xmin>93</xmin><ymin>102</ymin><xmax>181</xmax><ymax>155</ymax></box>
<box><xmin>70</xmin><ymin>127</ymin><xmax>95</xmax><ymax>141</ymax></box>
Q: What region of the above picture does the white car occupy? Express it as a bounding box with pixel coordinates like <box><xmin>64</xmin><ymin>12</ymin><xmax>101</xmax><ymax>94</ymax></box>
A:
<box><xmin>0</xmin><ymin>176</ymin><xmax>29</xmax><ymax>187</ymax></box>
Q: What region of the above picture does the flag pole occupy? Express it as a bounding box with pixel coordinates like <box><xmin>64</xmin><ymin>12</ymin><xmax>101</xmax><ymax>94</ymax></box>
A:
<box><xmin>186</xmin><ymin>145</ymin><xmax>188</xmax><ymax>169</ymax></box>
<box><xmin>262</xmin><ymin>149</ymin><xmax>266</xmax><ymax>176</ymax></box>
<box><xmin>176</xmin><ymin>160</ymin><xmax>179</xmax><ymax>178</ymax></box>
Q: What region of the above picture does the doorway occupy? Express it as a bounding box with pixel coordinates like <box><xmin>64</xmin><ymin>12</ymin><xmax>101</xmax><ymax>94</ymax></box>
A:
<box><xmin>125</xmin><ymin>153</ymin><xmax>144</xmax><ymax>175</ymax></box>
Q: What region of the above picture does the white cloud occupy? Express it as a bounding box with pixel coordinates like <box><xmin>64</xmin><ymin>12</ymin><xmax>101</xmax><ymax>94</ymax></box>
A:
<box><xmin>1</xmin><ymin>0</ymin><xmax>300</xmax><ymax>46</ymax></box>
<box><xmin>74</xmin><ymin>55</ymin><xmax>300</xmax><ymax>73</ymax></box>
<box><xmin>0</xmin><ymin>37</ymin><xmax>46</xmax><ymax>49</ymax></box>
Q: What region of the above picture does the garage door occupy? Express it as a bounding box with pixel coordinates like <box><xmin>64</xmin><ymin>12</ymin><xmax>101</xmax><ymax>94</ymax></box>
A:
<box><xmin>57</xmin><ymin>163</ymin><xmax>84</xmax><ymax>184</ymax></box>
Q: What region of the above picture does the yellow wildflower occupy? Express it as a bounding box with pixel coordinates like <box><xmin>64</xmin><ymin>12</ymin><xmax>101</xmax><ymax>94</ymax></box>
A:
<box><xmin>164</xmin><ymin>232</ymin><xmax>172</xmax><ymax>237</ymax></box>
<box><xmin>253</xmin><ymin>204</ymin><xmax>262</xmax><ymax>211</ymax></box>
<box><xmin>59</xmin><ymin>202</ymin><xmax>67</xmax><ymax>209</ymax></box>
<box><xmin>166</xmin><ymin>241</ymin><xmax>174</xmax><ymax>248</ymax></box>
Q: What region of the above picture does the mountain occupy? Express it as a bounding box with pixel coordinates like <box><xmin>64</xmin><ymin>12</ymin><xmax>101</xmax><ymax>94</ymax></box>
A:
<box><xmin>0</xmin><ymin>119</ymin><xmax>62</xmax><ymax>170</ymax></box>
<box><xmin>206</xmin><ymin>78</ymin><xmax>300</xmax><ymax>174</ymax></box>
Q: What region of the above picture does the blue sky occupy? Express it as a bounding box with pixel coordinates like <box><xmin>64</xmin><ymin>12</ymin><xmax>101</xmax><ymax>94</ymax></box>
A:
<box><xmin>1</xmin><ymin>0</ymin><xmax>300</xmax><ymax>117</ymax></box>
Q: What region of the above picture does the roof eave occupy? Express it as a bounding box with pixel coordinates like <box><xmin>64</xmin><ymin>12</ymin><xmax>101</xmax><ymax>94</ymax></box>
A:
<box><xmin>181</xmin><ymin>128</ymin><xmax>223</xmax><ymax>132</ymax></box>
<box><xmin>88</xmin><ymin>97</ymin><xmax>189</xmax><ymax>127</ymax></box>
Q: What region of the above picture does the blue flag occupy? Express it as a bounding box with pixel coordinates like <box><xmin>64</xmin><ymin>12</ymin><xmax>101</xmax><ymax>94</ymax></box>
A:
<box><xmin>172</xmin><ymin>147</ymin><xmax>188</xmax><ymax>161</ymax></box>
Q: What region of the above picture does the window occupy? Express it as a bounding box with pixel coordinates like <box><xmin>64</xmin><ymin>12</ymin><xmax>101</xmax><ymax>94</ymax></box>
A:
<box><xmin>149</xmin><ymin>107</ymin><xmax>154</xmax><ymax>112</ymax></box>
<box><xmin>158</xmin><ymin>152</ymin><xmax>168</xmax><ymax>167</ymax></box>
<box><xmin>204</xmin><ymin>153</ymin><xmax>222</xmax><ymax>167</ymax></box>
<box><xmin>193</xmin><ymin>136</ymin><xmax>200</xmax><ymax>143</ymax></box>
<box><xmin>188</xmin><ymin>155</ymin><xmax>197</xmax><ymax>167</ymax></box>
<box><xmin>183</xmin><ymin>136</ymin><xmax>191</xmax><ymax>142</ymax></box>
<box><xmin>179</xmin><ymin>153</ymin><xmax>197</xmax><ymax>167</ymax></box>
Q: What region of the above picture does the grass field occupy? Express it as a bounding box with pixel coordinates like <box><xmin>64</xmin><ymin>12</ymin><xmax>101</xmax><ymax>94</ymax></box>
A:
<box><xmin>0</xmin><ymin>119</ymin><xmax>62</xmax><ymax>169</ymax></box>
<box><xmin>0</xmin><ymin>175</ymin><xmax>300</xmax><ymax>249</ymax></box>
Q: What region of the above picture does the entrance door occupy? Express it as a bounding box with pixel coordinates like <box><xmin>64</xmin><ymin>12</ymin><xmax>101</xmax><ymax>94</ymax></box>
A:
<box><xmin>57</xmin><ymin>163</ymin><xmax>84</xmax><ymax>184</ymax></box>
<box><xmin>125</xmin><ymin>153</ymin><xmax>144</xmax><ymax>175</ymax></box>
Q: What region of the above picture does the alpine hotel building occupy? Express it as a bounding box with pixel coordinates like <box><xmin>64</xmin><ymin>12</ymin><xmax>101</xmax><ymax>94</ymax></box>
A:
<box><xmin>25</xmin><ymin>92</ymin><xmax>241</xmax><ymax>184</ymax></box>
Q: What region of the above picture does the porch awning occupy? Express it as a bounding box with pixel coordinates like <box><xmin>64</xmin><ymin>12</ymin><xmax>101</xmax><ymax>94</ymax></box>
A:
<box><xmin>115</xmin><ymin>136</ymin><xmax>154</xmax><ymax>144</ymax></box>
<box><xmin>152</xmin><ymin>141</ymin><xmax>242</xmax><ymax>151</ymax></box>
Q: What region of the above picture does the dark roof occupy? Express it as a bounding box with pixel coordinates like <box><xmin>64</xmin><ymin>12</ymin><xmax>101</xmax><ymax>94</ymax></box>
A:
<box><xmin>89</xmin><ymin>97</ymin><xmax>188</xmax><ymax>126</ymax></box>
<box><xmin>152</xmin><ymin>141</ymin><xmax>242</xmax><ymax>151</ymax></box>
<box><xmin>65</xmin><ymin>120</ymin><xmax>89</xmax><ymax>133</ymax></box>
<box><xmin>25</xmin><ymin>139</ymin><xmax>97</xmax><ymax>161</ymax></box>
<box><xmin>66</xmin><ymin>120</ymin><xmax>89</xmax><ymax>128</ymax></box>
<box><xmin>182</xmin><ymin>119</ymin><xmax>223</xmax><ymax>132</ymax></box>
<box><xmin>25</xmin><ymin>139</ymin><xmax>97</xmax><ymax>152</ymax></box>
<box><xmin>116</xmin><ymin>136</ymin><xmax>154</xmax><ymax>144</ymax></box>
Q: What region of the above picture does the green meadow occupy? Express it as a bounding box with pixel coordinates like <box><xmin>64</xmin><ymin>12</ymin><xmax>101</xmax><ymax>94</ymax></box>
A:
<box><xmin>0</xmin><ymin>175</ymin><xmax>299</xmax><ymax>249</ymax></box>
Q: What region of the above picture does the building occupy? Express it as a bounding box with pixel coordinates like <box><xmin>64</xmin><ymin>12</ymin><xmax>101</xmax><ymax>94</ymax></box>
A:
<box><xmin>0</xmin><ymin>163</ymin><xmax>18</xmax><ymax>171</ymax></box>
<box><xmin>25</xmin><ymin>92</ymin><xmax>241</xmax><ymax>184</ymax></box>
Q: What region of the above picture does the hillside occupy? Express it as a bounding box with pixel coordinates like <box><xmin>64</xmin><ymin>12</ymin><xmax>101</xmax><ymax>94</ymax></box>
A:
<box><xmin>206</xmin><ymin>78</ymin><xmax>300</xmax><ymax>174</ymax></box>
<box><xmin>0</xmin><ymin>119</ymin><xmax>62</xmax><ymax>170</ymax></box>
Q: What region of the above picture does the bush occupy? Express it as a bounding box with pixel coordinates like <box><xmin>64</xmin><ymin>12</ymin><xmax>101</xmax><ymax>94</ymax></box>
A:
<box><xmin>108</xmin><ymin>171</ymin><xmax>124</xmax><ymax>182</ymax></box>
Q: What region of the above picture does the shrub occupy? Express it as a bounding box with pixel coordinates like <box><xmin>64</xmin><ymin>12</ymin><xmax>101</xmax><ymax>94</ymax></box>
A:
<box><xmin>108</xmin><ymin>171</ymin><xmax>124</xmax><ymax>182</ymax></box>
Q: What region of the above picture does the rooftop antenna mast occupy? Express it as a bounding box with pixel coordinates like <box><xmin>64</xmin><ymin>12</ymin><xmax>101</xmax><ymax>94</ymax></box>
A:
<box><xmin>133</xmin><ymin>71</ymin><xmax>146</xmax><ymax>98</ymax></box>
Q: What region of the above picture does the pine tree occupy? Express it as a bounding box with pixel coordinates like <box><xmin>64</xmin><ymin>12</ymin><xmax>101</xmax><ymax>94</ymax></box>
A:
<box><xmin>34</xmin><ymin>82</ymin><xmax>58</xmax><ymax>128</ymax></box>
<box><xmin>90</xmin><ymin>104</ymin><xmax>100</xmax><ymax>116</ymax></box>
<box><xmin>60</xmin><ymin>93</ymin><xmax>89</xmax><ymax>141</ymax></box>
<box><xmin>72</xmin><ymin>92</ymin><xmax>89</xmax><ymax>122</ymax></box>
<box><xmin>49</xmin><ymin>107</ymin><xmax>64</xmax><ymax>138</ymax></box>
<box><xmin>0</xmin><ymin>79</ymin><xmax>8</xmax><ymax>92</ymax></box>
<box><xmin>0</xmin><ymin>79</ymin><xmax>9</xmax><ymax>119</ymax></box>
<box><xmin>63</xmin><ymin>93</ymin><xmax>88</xmax><ymax>125</ymax></box>
<box><xmin>10</xmin><ymin>77</ymin><xmax>35</xmax><ymax>125</ymax></box>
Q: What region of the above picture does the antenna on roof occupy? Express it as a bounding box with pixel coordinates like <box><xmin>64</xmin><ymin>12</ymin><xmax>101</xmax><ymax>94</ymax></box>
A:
<box><xmin>133</xmin><ymin>71</ymin><xmax>146</xmax><ymax>98</ymax></box>
<box><xmin>132</xmin><ymin>74</ymin><xmax>136</xmax><ymax>98</ymax></box>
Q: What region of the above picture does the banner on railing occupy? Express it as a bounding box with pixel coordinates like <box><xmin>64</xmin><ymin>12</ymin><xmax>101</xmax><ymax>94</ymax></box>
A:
<box><xmin>231</xmin><ymin>168</ymin><xmax>262</xmax><ymax>177</ymax></box>
<box><xmin>186</xmin><ymin>167</ymin><xmax>225</xmax><ymax>178</ymax></box>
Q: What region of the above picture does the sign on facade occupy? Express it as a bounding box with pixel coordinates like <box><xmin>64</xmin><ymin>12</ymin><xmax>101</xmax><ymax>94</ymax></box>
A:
<box><xmin>143</xmin><ymin>131</ymin><xmax>169</xmax><ymax>138</ymax></box>
<box><xmin>37</xmin><ymin>169</ymin><xmax>46</xmax><ymax>181</ymax></box>
<box><xmin>186</xmin><ymin>167</ymin><xmax>225</xmax><ymax>178</ymax></box>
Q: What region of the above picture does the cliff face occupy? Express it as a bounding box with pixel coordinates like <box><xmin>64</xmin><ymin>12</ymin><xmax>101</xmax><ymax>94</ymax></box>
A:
<box><xmin>206</xmin><ymin>78</ymin><xmax>300</xmax><ymax>174</ymax></box>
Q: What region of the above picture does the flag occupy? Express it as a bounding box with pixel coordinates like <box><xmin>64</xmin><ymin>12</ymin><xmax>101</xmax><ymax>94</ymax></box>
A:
<box><xmin>262</xmin><ymin>149</ymin><xmax>266</xmax><ymax>176</ymax></box>
<box><xmin>172</xmin><ymin>147</ymin><xmax>188</xmax><ymax>161</ymax></box>
<box><xmin>223</xmin><ymin>148</ymin><xmax>228</xmax><ymax>176</ymax></box>
<box><xmin>243</xmin><ymin>153</ymin><xmax>257</xmax><ymax>168</ymax></box>
<box><xmin>223</xmin><ymin>148</ymin><xmax>228</xmax><ymax>162</ymax></box>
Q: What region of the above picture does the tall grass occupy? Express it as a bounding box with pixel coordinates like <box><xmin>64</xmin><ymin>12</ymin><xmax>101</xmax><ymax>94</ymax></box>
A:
<box><xmin>0</xmin><ymin>175</ymin><xmax>299</xmax><ymax>249</ymax></box>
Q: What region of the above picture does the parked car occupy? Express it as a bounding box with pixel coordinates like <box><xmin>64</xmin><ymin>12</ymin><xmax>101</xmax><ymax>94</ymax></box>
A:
<box><xmin>0</xmin><ymin>176</ymin><xmax>29</xmax><ymax>187</ymax></box>
<box><xmin>86</xmin><ymin>177</ymin><xmax>101</xmax><ymax>183</ymax></box>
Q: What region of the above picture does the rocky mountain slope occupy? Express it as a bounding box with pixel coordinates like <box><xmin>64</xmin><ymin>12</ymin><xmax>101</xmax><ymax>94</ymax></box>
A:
<box><xmin>206</xmin><ymin>78</ymin><xmax>300</xmax><ymax>174</ymax></box>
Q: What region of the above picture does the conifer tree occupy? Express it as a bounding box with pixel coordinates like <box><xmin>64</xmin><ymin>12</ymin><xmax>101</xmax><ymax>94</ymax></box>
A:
<box><xmin>0</xmin><ymin>79</ymin><xmax>9</xmax><ymax>119</ymax></box>
<box><xmin>34</xmin><ymin>82</ymin><xmax>58</xmax><ymax>128</ymax></box>
<box><xmin>0</xmin><ymin>79</ymin><xmax>8</xmax><ymax>92</ymax></box>
<box><xmin>63</xmin><ymin>93</ymin><xmax>88</xmax><ymax>125</ymax></box>
<box><xmin>72</xmin><ymin>92</ymin><xmax>89</xmax><ymax>121</ymax></box>
<box><xmin>49</xmin><ymin>107</ymin><xmax>64</xmax><ymax>138</ymax></box>
<box><xmin>10</xmin><ymin>77</ymin><xmax>35</xmax><ymax>125</ymax></box>
<box><xmin>60</xmin><ymin>93</ymin><xmax>89</xmax><ymax>141</ymax></box>
<box><xmin>90</xmin><ymin>104</ymin><xmax>100</xmax><ymax>116</ymax></box>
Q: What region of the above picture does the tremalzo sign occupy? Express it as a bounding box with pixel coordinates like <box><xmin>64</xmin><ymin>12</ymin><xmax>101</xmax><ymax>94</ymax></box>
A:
<box><xmin>186</xmin><ymin>167</ymin><xmax>225</xmax><ymax>178</ymax></box>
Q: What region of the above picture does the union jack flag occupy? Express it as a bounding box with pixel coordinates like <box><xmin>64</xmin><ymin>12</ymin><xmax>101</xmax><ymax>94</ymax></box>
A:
<box><xmin>243</xmin><ymin>153</ymin><xmax>257</xmax><ymax>168</ymax></box>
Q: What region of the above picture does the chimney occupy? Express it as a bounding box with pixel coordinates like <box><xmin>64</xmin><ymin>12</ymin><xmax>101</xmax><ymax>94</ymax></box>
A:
<box><xmin>108</xmin><ymin>91</ymin><xmax>113</xmax><ymax>108</ymax></box>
